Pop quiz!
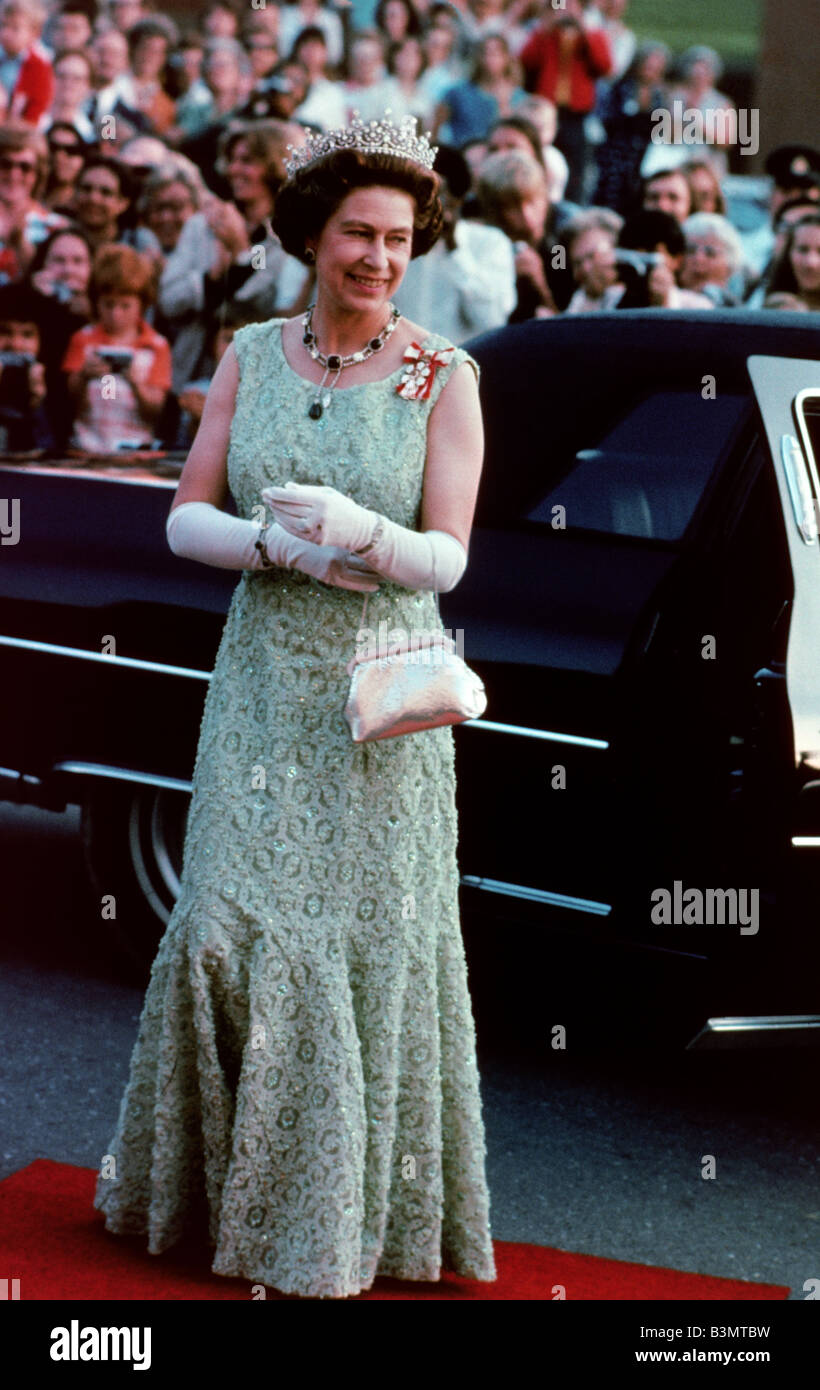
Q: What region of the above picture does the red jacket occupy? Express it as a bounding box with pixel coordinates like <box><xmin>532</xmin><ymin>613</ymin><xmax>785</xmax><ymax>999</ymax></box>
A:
<box><xmin>4</xmin><ymin>44</ymin><xmax>54</xmax><ymax>126</ymax></box>
<box><xmin>520</xmin><ymin>26</ymin><xmax>612</xmax><ymax>113</ymax></box>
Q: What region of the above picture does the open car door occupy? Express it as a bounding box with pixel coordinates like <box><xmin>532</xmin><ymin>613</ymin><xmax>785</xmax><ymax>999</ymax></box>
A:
<box><xmin>689</xmin><ymin>356</ymin><xmax>820</xmax><ymax>1049</ymax></box>
<box><xmin>747</xmin><ymin>356</ymin><xmax>820</xmax><ymax>794</ymax></box>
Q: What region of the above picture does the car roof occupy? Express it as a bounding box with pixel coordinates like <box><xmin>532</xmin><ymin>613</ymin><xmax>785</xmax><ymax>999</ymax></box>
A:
<box><xmin>466</xmin><ymin>309</ymin><xmax>820</xmax><ymax>397</ymax></box>
<box><xmin>464</xmin><ymin>310</ymin><xmax>820</xmax><ymax>527</ymax></box>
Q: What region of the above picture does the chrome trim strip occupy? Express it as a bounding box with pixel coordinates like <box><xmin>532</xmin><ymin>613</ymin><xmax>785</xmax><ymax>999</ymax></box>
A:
<box><xmin>0</xmin><ymin>460</ymin><xmax>179</xmax><ymax>488</ymax></box>
<box><xmin>0</xmin><ymin>765</ymin><xmax>42</xmax><ymax>784</ymax></box>
<box><xmin>460</xmin><ymin>873</ymin><xmax>611</xmax><ymax>916</ymax></box>
<box><xmin>0</xmin><ymin>639</ymin><xmax>609</xmax><ymax>749</ymax></box>
<box><xmin>0</xmin><ymin>633</ymin><xmax>211</xmax><ymax>681</ymax></box>
<box><xmin>53</xmin><ymin>761</ymin><xmax>194</xmax><ymax>794</ymax></box>
<box><xmin>792</xmin><ymin>836</ymin><xmax>820</xmax><ymax>847</ymax></box>
<box><xmin>793</xmin><ymin>388</ymin><xmax>820</xmax><ymax>502</ymax></box>
<box><xmin>461</xmin><ymin>718</ymin><xmax>609</xmax><ymax>750</ymax></box>
<box><xmin>687</xmin><ymin>1015</ymin><xmax>820</xmax><ymax>1050</ymax></box>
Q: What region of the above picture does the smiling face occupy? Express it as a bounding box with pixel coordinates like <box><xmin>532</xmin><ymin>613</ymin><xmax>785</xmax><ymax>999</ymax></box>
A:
<box><xmin>479</xmin><ymin>36</ymin><xmax>509</xmax><ymax>82</ymax></box>
<box><xmin>44</xmin><ymin>232</ymin><xmax>92</xmax><ymax>291</ymax></box>
<box><xmin>791</xmin><ymin>223</ymin><xmax>820</xmax><ymax>296</ymax></box>
<box><xmin>638</xmin><ymin>47</ymin><xmax>666</xmax><ymax>85</ymax></box>
<box><xmin>350</xmin><ymin>36</ymin><xmax>383</xmax><ymax>85</ymax></box>
<box><xmin>309</xmin><ymin>185</ymin><xmax>415</xmax><ymax>317</ymax></box>
<box><xmin>53</xmin><ymin>53</ymin><xmax>92</xmax><ymax>110</ymax></box>
<box><xmin>687</xmin><ymin>165</ymin><xmax>720</xmax><ymax>213</ymax></box>
<box><xmin>644</xmin><ymin>172</ymin><xmax>691</xmax><ymax>222</ymax></box>
<box><xmin>132</xmin><ymin>33</ymin><xmax>169</xmax><ymax>80</ymax></box>
<box><xmin>393</xmin><ymin>37</ymin><xmax>423</xmax><ymax>83</ymax></box>
<box><xmin>383</xmin><ymin>0</ymin><xmax>410</xmax><ymax>40</ymax></box>
<box><xmin>570</xmin><ymin>226</ymin><xmax>617</xmax><ymax>296</ymax></box>
<box><xmin>244</xmin><ymin>31</ymin><xmax>278</xmax><ymax>79</ymax></box>
<box><xmin>680</xmin><ymin>233</ymin><xmax>732</xmax><ymax>290</ymax></box>
<box><xmin>0</xmin><ymin>10</ymin><xmax>35</xmax><ymax>57</ymax></box>
<box><xmin>92</xmin><ymin>30</ymin><xmax>129</xmax><ymax>83</ymax></box>
<box><xmin>225</xmin><ymin>138</ymin><xmax>268</xmax><ymax>204</ymax></box>
<box><xmin>48</xmin><ymin>130</ymin><xmax>85</xmax><ymax>182</ymax></box>
<box><xmin>0</xmin><ymin>317</ymin><xmax>39</xmax><ymax>354</ymax></box>
<box><xmin>424</xmin><ymin>26</ymin><xmax>452</xmax><ymax>67</ymax></box>
<box><xmin>52</xmin><ymin>13</ymin><xmax>92</xmax><ymax>50</ymax></box>
<box><xmin>497</xmin><ymin>188</ymin><xmax>548</xmax><ymax>244</ymax></box>
<box><xmin>74</xmin><ymin>165</ymin><xmax>129</xmax><ymax>232</ymax></box>
<box><xmin>0</xmin><ymin>144</ymin><xmax>39</xmax><ymax>209</ymax></box>
<box><xmin>146</xmin><ymin>179</ymin><xmax>195</xmax><ymax>251</ymax></box>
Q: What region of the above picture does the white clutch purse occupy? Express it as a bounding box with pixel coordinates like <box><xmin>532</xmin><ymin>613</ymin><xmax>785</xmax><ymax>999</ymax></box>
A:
<box><xmin>343</xmin><ymin>574</ymin><xmax>487</xmax><ymax>743</ymax></box>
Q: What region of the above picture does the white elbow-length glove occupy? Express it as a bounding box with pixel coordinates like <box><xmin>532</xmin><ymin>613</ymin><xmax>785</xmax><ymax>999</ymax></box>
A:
<box><xmin>262</xmin><ymin>482</ymin><xmax>467</xmax><ymax>592</ymax></box>
<box><xmin>165</xmin><ymin>501</ymin><xmax>380</xmax><ymax>591</ymax></box>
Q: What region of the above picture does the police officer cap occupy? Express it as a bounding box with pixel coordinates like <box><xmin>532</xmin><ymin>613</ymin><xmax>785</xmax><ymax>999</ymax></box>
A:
<box><xmin>765</xmin><ymin>145</ymin><xmax>820</xmax><ymax>186</ymax></box>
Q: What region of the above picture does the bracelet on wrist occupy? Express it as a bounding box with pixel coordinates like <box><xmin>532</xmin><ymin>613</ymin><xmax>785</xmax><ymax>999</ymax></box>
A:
<box><xmin>254</xmin><ymin>521</ymin><xmax>276</xmax><ymax>568</ymax></box>
<box><xmin>354</xmin><ymin>513</ymin><xmax>385</xmax><ymax>555</ymax></box>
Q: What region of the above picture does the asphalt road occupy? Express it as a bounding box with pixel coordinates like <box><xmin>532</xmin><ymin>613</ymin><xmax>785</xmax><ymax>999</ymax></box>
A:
<box><xmin>1</xmin><ymin>802</ymin><xmax>818</xmax><ymax>1301</ymax></box>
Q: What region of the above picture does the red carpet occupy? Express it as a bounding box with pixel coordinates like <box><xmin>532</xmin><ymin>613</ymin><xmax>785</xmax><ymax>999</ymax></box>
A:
<box><xmin>0</xmin><ymin>1161</ymin><xmax>789</xmax><ymax>1301</ymax></box>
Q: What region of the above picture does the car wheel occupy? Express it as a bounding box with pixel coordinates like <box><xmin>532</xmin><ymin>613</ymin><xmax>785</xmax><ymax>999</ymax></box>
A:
<box><xmin>80</xmin><ymin>783</ymin><xmax>188</xmax><ymax>983</ymax></box>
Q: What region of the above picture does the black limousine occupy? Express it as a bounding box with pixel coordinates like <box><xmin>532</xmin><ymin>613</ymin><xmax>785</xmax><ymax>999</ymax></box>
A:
<box><xmin>1</xmin><ymin>310</ymin><xmax>819</xmax><ymax>1050</ymax></box>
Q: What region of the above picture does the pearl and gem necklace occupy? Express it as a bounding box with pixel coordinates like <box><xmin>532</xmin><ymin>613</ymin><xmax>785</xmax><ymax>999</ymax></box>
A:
<box><xmin>301</xmin><ymin>302</ymin><xmax>402</xmax><ymax>419</ymax></box>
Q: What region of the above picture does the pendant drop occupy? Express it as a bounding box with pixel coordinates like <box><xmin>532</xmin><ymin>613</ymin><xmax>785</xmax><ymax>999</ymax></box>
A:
<box><xmin>308</xmin><ymin>401</ymin><xmax>323</xmax><ymax>419</ymax></box>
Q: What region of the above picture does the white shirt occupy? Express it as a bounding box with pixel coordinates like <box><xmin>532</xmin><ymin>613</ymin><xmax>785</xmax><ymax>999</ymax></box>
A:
<box><xmin>393</xmin><ymin>220</ymin><xmax>517</xmax><ymax>344</ymax></box>
<box><xmin>294</xmin><ymin>77</ymin><xmax>347</xmax><ymax>131</ymax></box>
<box><xmin>565</xmin><ymin>283</ymin><xmax>625</xmax><ymax>314</ymax></box>
<box><xmin>344</xmin><ymin>76</ymin><xmax>433</xmax><ymax>129</ymax></box>
<box><xmin>544</xmin><ymin>145</ymin><xmax>570</xmax><ymax>202</ymax></box>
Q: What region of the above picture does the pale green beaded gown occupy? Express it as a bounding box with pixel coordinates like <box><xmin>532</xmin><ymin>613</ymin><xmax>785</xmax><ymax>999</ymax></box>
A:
<box><xmin>93</xmin><ymin>317</ymin><xmax>497</xmax><ymax>1298</ymax></box>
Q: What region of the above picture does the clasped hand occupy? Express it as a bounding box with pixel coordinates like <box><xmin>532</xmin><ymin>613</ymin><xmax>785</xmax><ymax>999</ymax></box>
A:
<box><xmin>262</xmin><ymin>481</ymin><xmax>377</xmax><ymax>553</ymax></box>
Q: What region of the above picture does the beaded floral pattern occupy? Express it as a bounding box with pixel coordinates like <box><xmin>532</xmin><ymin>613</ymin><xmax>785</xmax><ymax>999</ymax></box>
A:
<box><xmin>92</xmin><ymin>318</ymin><xmax>495</xmax><ymax>1298</ymax></box>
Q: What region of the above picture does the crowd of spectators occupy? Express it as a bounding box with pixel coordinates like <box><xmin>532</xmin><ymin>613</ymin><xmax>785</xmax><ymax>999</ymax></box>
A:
<box><xmin>0</xmin><ymin>0</ymin><xmax>817</xmax><ymax>453</ymax></box>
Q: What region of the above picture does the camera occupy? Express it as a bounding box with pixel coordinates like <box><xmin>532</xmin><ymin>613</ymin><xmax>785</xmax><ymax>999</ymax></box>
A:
<box><xmin>0</xmin><ymin>351</ymin><xmax>34</xmax><ymax>368</ymax></box>
<box><xmin>51</xmin><ymin>280</ymin><xmax>74</xmax><ymax>304</ymax></box>
<box><xmin>613</xmin><ymin>249</ymin><xmax>664</xmax><ymax>308</ymax></box>
<box><xmin>0</xmin><ymin>351</ymin><xmax>35</xmax><ymax>412</ymax></box>
<box><xmin>614</xmin><ymin>249</ymin><xmax>664</xmax><ymax>277</ymax></box>
<box><xmin>96</xmin><ymin>346</ymin><xmax>134</xmax><ymax>373</ymax></box>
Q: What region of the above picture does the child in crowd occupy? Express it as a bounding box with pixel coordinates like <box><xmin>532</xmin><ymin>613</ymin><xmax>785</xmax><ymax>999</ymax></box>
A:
<box><xmin>173</xmin><ymin>300</ymin><xmax>254</xmax><ymax>446</ymax></box>
<box><xmin>0</xmin><ymin>0</ymin><xmax>54</xmax><ymax>125</ymax></box>
<box><xmin>0</xmin><ymin>279</ymin><xmax>52</xmax><ymax>449</ymax></box>
<box><xmin>62</xmin><ymin>243</ymin><xmax>171</xmax><ymax>453</ymax></box>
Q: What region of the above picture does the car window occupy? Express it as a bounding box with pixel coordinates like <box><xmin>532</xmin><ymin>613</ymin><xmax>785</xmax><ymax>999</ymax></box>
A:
<box><xmin>524</xmin><ymin>392</ymin><xmax>750</xmax><ymax>541</ymax></box>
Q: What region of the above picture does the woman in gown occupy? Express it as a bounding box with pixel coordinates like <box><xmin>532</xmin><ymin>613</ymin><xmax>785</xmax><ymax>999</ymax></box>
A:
<box><xmin>92</xmin><ymin>114</ymin><xmax>497</xmax><ymax>1299</ymax></box>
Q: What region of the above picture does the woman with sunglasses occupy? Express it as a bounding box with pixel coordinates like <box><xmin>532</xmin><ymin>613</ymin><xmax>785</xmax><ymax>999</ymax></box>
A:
<box><xmin>43</xmin><ymin>122</ymin><xmax>88</xmax><ymax>214</ymax></box>
<box><xmin>0</xmin><ymin>123</ymin><xmax>68</xmax><ymax>282</ymax></box>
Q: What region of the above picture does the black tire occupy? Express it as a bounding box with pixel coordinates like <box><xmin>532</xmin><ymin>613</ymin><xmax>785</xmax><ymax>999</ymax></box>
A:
<box><xmin>80</xmin><ymin>782</ymin><xmax>189</xmax><ymax>984</ymax></box>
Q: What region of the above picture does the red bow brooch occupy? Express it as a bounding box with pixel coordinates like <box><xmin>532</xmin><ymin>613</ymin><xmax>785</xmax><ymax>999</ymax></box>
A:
<box><xmin>396</xmin><ymin>342</ymin><xmax>455</xmax><ymax>400</ymax></box>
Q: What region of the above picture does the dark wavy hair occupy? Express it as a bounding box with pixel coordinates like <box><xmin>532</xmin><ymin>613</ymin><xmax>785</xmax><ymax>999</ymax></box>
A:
<box><xmin>272</xmin><ymin>148</ymin><xmax>443</xmax><ymax>264</ymax></box>
<box><xmin>768</xmin><ymin>211</ymin><xmax>820</xmax><ymax>299</ymax></box>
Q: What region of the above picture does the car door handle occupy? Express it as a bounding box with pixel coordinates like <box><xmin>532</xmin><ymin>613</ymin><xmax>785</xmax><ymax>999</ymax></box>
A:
<box><xmin>780</xmin><ymin>434</ymin><xmax>818</xmax><ymax>545</ymax></box>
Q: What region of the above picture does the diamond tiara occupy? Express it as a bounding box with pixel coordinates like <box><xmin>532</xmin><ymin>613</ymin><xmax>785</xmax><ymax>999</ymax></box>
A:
<box><xmin>284</xmin><ymin>111</ymin><xmax>438</xmax><ymax>180</ymax></box>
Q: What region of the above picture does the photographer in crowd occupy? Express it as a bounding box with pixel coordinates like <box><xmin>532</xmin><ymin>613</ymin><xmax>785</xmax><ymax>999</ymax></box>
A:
<box><xmin>614</xmin><ymin>209</ymin><xmax>713</xmax><ymax>309</ymax></box>
<box><xmin>0</xmin><ymin>278</ymin><xmax>52</xmax><ymax>448</ymax></box>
